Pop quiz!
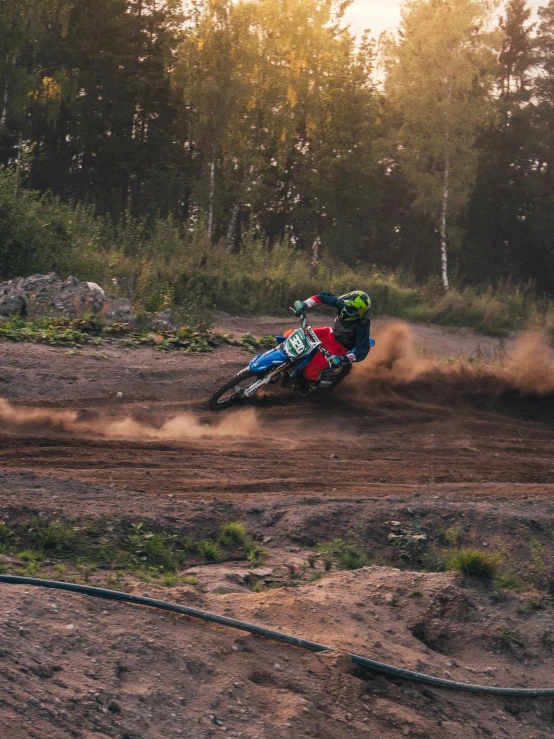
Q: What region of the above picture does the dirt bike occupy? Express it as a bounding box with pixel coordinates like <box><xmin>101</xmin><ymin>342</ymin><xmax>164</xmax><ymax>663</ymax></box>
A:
<box><xmin>208</xmin><ymin>308</ymin><xmax>375</xmax><ymax>410</ymax></box>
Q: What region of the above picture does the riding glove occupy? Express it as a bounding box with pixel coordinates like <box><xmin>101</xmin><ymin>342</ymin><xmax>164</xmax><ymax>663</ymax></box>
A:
<box><xmin>293</xmin><ymin>300</ymin><xmax>306</xmax><ymax>315</ymax></box>
<box><xmin>327</xmin><ymin>354</ymin><xmax>342</xmax><ymax>369</ymax></box>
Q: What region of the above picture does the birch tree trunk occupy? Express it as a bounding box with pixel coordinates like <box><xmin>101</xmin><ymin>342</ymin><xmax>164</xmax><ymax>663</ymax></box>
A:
<box><xmin>225</xmin><ymin>197</ymin><xmax>241</xmax><ymax>249</ymax></box>
<box><xmin>207</xmin><ymin>151</ymin><xmax>215</xmax><ymax>237</ymax></box>
<box><xmin>14</xmin><ymin>131</ymin><xmax>22</xmax><ymax>197</ymax></box>
<box><xmin>440</xmin><ymin>129</ymin><xmax>450</xmax><ymax>292</ymax></box>
<box><xmin>0</xmin><ymin>53</ymin><xmax>16</xmax><ymax>132</ymax></box>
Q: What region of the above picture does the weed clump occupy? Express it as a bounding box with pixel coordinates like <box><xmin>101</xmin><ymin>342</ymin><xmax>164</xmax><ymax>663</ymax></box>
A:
<box><xmin>437</xmin><ymin>526</ymin><xmax>463</xmax><ymax>547</ymax></box>
<box><xmin>245</xmin><ymin>541</ymin><xmax>268</xmax><ymax>567</ymax></box>
<box><xmin>219</xmin><ymin>521</ymin><xmax>248</xmax><ymax>547</ymax></box>
<box><xmin>308</xmin><ymin>571</ymin><xmax>325</xmax><ymax>582</ymax></box>
<box><xmin>498</xmin><ymin>627</ymin><xmax>524</xmax><ymax>652</ymax></box>
<box><xmin>387</xmin><ymin>523</ymin><xmax>428</xmax><ymax>563</ymax></box>
<box><xmin>0</xmin><ymin>522</ymin><xmax>14</xmax><ymax>543</ymax></box>
<box><xmin>161</xmin><ymin>573</ymin><xmax>178</xmax><ymax>587</ymax></box>
<box><xmin>317</xmin><ymin>539</ymin><xmax>368</xmax><ymax>571</ymax></box>
<box><xmin>35</xmin><ymin>520</ymin><xmax>78</xmax><ymax>553</ymax></box>
<box><xmin>197</xmin><ymin>540</ymin><xmax>222</xmax><ymax>562</ymax></box>
<box><xmin>447</xmin><ymin>549</ymin><xmax>499</xmax><ymax>581</ymax></box>
<box><xmin>336</xmin><ymin>545</ymin><xmax>368</xmax><ymax>570</ymax></box>
<box><xmin>128</xmin><ymin>523</ymin><xmax>179</xmax><ymax>571</ymax></box>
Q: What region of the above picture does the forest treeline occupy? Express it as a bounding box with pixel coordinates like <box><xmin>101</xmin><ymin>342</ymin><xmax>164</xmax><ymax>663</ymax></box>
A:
<box><xmin>0</xmin><ymin>0</ymin><xmax>553</xmax><ymax>300</ymax></box>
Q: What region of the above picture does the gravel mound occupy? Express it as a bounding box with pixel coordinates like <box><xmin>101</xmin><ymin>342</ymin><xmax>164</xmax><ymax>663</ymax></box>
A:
<box><xmin>0</xmin><ymin>273</ymin><xmax>135</xmax><ymax>323</ymax></box>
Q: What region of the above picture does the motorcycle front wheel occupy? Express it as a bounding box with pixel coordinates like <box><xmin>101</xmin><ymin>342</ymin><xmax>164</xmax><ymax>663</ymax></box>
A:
<box><xmin>208</xmin><ymin>369</ymin><xmax>262</xmax><ymax>411</ymax></box>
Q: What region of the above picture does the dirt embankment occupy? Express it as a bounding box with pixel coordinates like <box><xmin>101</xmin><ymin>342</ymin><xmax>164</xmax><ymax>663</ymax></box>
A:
<box><xmin>1</xmin><ymin>318</ymin><xmax>554</xmax><ymax>738</ymax></box>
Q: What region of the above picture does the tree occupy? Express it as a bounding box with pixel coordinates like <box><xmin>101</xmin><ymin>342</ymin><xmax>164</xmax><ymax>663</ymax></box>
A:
<box><xmin>176</xmin><ymin>0</ymin><xmax>379</xmax><ymax>255</ymax></box>
<box><xmin>527</xmin><ymin>0</ymin><xmax>554</xmax><ymax>286</ymax></box>
<box><xmin>463</xmin><ymin>0</ymin><xmax>534</xmax><ymax>284</ymax></box>
<box><xmin>0</xmin><ymin>0</ymin><xmax>70</xmax><ymax>159</ymax></box>
<box><xmin>23</xmin><ymin>0</ymin><xmax>185</xmax><ymax>219</ymax></box>
<box><xmin>383</xmin><ymin>0</ymin><xmax>498</xmax><ymax>290</ymax></box>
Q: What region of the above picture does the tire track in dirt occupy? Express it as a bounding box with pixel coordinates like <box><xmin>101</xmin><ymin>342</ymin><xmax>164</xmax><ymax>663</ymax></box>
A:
<box><xmin>0</xmin><ymin>322</ymin><xmax>553</xmax><ymax>500</ymax></box>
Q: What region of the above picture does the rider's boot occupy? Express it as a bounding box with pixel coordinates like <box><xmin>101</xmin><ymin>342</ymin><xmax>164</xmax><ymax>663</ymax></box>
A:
<box><xmin>295</xmin><ymin>376</ymin><xmax>320</xmax><ymax>395</ymax></box>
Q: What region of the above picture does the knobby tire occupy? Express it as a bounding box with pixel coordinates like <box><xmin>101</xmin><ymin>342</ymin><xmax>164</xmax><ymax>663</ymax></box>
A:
<box><xmin>208</xmin><ymin>368</ymin><xmax>260</xmax><ymax>411</ymax></box>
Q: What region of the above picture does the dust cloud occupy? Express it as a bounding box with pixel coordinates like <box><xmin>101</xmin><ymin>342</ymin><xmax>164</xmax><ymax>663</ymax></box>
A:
<box><xmin>344</xmin><ymin>321</ymin><xmax>554</xmax><ymax>404</ymax></box>
<box><xmin>0</xmin><ymin>399</ymin><xmax>260</xmax><ymax>439</ymax></box>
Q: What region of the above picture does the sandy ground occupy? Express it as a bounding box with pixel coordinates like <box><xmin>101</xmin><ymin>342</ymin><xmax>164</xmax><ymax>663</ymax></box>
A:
<box><xmin>1</xmin><ymin>316</ymin><xmax>554</xmax><ymax>738</ymax></box>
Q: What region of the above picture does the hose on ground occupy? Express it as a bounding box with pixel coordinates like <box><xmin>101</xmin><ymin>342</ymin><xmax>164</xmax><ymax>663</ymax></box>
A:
<box><xmin>2</xmin><ymin>575</ymin><xmax>553</xmax><ymax>697</ymax></box>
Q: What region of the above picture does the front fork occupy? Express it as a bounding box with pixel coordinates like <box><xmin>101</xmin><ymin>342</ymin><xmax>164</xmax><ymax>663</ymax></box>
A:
<box><xmin>242</xmin><ymin>363</ymin><xmax>290</xmax><ymax>398</ymax></box>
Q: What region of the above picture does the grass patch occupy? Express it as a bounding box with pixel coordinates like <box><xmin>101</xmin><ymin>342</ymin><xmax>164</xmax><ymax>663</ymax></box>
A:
<box><xmin>18</xmin><ymin>549</ymin><xmax>43</xmax><ymax>562</ymax></box>
<box><xmin>0</xmin><ymin>516</ymin><xmax>266</xmax><ymax>580</ymax></box>
<box><xmin>217</xmin><ymin>521</ymin><xmax>267</xmax><ymax>566</ymax></box>
<box><xmin>447</xmin><ymin>548</ymin><xmax>499</xmax><ymax>582</ymax></box>
<box><xmin>494</xmin><ymin>572</ymin><xmax>530</xmax><ymax>591</ymax></box>
<box><xmin>336</xmin><ymin>545</ymin><xmax>368</xmax><ymax>570</ymax></box>
<box><xmin>197</xmin><ymin>540</ymin><xmax>222</xmax><ymax>562</ymax></box>
<box><xmin>161</xmin><ymin>573</ymin><xmax>179</xmax><ymax>587</ymax></box>
<box><xmin>517</xmin><ymin>599</ymin><xmax>544</xmax><ymax>617</ymax></box>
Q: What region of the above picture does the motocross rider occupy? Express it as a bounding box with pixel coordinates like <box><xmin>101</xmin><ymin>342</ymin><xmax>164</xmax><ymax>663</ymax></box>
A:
<box><xmin>290</xmin><ymin>290</ymin><xmax>371</xmax><ymax>394</ymax></box>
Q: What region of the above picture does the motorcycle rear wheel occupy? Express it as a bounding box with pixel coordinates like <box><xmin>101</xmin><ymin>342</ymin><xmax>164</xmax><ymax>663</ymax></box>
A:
<box><xmin>320</xmin><ymin>363</ymin><xmax>352</xmax><ymax>389</ymax></box>
<box><xmin>330</xmin><ymin>363</ymin><xmax>352</xmax><ymax>386</ymax></box>
<box><xmin>208</xmin><ymin>369</ymin><xmax>261</xmax><ymax>411</ymax></box>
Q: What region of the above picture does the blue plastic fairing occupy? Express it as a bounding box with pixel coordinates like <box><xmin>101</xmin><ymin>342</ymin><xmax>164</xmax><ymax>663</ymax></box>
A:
<box><xmin>249</xmin><ymin>347</ymin><xmax>289</xmax><ymax>373</ymax></box>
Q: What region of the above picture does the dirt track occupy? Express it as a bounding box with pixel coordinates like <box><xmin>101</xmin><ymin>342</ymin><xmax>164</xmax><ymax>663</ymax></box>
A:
<box><xmin>2</xmin><ymin>318</ymin><xmax>554</xmax><ymax>739</ymax></box>
<box><xmin>0</xmin><ymin>318</ymin><xmax>553</xmax><ymax>504</ymax></box>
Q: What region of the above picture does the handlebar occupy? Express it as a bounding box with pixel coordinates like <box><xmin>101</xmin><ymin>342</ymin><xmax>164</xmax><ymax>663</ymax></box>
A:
<box><xmin>289</xmin><ymin>306</ymin><xmax>332</xmax><ymax>361</ymax></box>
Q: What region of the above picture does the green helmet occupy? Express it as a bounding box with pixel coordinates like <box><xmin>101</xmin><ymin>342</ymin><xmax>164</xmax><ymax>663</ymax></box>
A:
<box><xmin>339</xmin><ymin>290</ymin><xmax>371</xmax><ymax>321</ymax></box>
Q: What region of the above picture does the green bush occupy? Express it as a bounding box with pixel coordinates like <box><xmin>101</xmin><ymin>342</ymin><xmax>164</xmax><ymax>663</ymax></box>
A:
<box><xmin>0</xmin><ymin>168</ymin><xmax>105</xmax><ymax>282</ymax></box>
<box><xmin>447</xmin><ymin>548</ymin><xmax>499</xmax><ymax>581</ymax></box>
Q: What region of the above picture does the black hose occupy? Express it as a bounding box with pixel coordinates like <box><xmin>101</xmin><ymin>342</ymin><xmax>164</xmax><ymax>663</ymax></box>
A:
<box><xmin>2</xmin><ymin>575</ymin><xmax>554</xmax><ymax>697</ymax></box>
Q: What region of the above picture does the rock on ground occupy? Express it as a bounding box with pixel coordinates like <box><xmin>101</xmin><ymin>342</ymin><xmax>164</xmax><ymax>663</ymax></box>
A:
<box><xmin>0</xmin><ymin>273</ymin><xmax>135</xmax><ymax>323</ymax></box>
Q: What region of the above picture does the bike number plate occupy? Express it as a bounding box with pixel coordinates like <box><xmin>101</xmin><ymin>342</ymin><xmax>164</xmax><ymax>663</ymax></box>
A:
<box><xmin>283</xmin><ymin>328</ymin><xmax>317</xmax><ymax>359</ymax></box>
